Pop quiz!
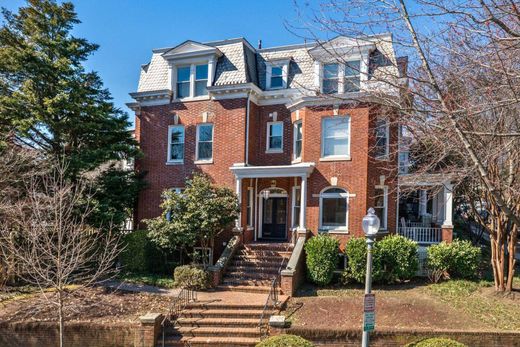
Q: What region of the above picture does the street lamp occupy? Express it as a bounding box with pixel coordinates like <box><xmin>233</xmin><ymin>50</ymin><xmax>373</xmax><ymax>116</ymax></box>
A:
<box><xmin>361</xmin><ymin>208</ymin><xmax>380</xmax><ymax>347</ymax></box>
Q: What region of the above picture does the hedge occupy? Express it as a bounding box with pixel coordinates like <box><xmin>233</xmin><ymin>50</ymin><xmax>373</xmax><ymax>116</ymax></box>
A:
<box><xmin>256</xmin><ymin>334</ymin><xmax>314</xmax><ymax>347</ymax></box>
<box><xmin>305</xmin><ymin>235</ymin><xmax>339</xmax><ymax>286</ymax></box>
<box><xmin>173</xmin><ymin>265</ymin><xmax>210</xmax><ymax>290</ymax></box>
<box><xmin>119</xmin><ymin>230</ymin><xmax>172</xmax><ymax>274</ymax></box>
<box><xmin>427</xmin><ymin>240</ymin><xmax>481</xmax><ymax>280</ymax></box>
<box><xmin>405</xmin><ymin>337</ymin><xmax>467</xmax><ymax>347</ymax></box>
<box><xmin>343</xmin><ymin>235</ymin><xmax>418</xmax><ymax>284</ymax></box>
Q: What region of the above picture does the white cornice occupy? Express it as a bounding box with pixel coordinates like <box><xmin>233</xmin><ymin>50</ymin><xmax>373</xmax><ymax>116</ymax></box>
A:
<box><xmin>230</xmin><ymin>162</ymin><xmax>316</xmax><ymax>179</ymax></box>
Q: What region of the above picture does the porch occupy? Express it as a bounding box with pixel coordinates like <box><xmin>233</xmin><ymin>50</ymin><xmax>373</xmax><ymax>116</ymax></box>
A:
<box><xmin>398</xmin><ymin>174</ymin><xmax>454</xmax><ymax>245</ymax></box>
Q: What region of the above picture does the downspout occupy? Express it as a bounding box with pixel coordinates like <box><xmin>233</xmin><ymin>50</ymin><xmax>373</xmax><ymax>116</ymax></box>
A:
<box><xmin>245</xmin><ymin>91</ymin><xmax>251</xmax><ymax>166</ymax></box>
<box><xmin>254</xmin><ymin>177</ymin><xmax>258</xmax><ymax>242</ymax></box>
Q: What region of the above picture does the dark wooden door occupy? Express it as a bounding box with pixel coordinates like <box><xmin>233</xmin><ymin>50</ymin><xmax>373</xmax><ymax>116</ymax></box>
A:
<box><xmin>262</xmin><ymin>197</ymin><xmax>287</xmax><ymax>240</ymax></box>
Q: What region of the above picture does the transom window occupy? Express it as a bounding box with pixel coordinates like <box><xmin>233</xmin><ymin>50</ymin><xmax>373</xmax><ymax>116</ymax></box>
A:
<box><xmin>321</xmin><ymin>116</ymin><xmax>350</xmax><ymax>159</ymax></box>
<box><xmin>323</xmin><ymin>63</ymin><xmax>339</xmax><ymax>94</ymax></box>
<box><xmin>167</xmin><ymin>125</ymin><xmax>184</xmax><ymax>163</ymax></box>
<box><xmin>176</xmin><ymin>66</ymin><xmax>191</xmax><ymax>99</ymax></box>
<box><xmin>293</xmin><ymin>121</ymin><xmax>302</xmax><ymax>161</ymax></box>
<box><xmin>320</xmin><ymin>187</ymin><xmax>348</xmax><ymax>231</ymax></box>
<box><xmin>344</xmin><ymin>60</ymin><xmax>361</xmax><ymax>92</ymax></box>
<box><xmin>374</xmin><ymin>187</ymin><xmax>388</xmax><ymax>230</ymax></box>
<box><xmin>196</xmin><ymin>123</ymin><xmax>214</xmax><ymax>161</ymax></box>
<box><xmin>374</xmin><ymin>118</ymin><xmax>389</xmax><ymax>158</ymax></box>
<box><xmin>270</xmin><ymin>66</ymin><xmax>283</xmax><ymax>89</ymax></box>
<box><xmin>266</xmin><ymin>122</ymin><xmax>283</xmax><ymax>152</ymax></box>
<box><xmin>195</xmin><ymin>64</ymin><xmax>208</xmax><ymax>96</ymax></box>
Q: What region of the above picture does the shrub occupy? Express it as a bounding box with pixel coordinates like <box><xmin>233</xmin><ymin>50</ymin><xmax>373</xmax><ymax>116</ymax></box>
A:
<box><xmin>120</xmin><ymin>230</ymin><xmax>169</xmax><ymax>274</ymax></box>
<box><xmin>256</xmin><ymin>334</ymin><xmax>314</xmax><ymax>347</ymax></box>
<box><xmin>427</xmin><ymin>240</ymin><xmax>481</xmax><ymax>281</ymax></box>
<box><xmin>343</xmin><ymin>235</ymin><xmax>418</xmax><ymax>284</ymax></box>
<box><xmin>305</xmin><ymin>235</ymin><xmax>339</xmax><ymax>286</ymax></box>
<box><xmin>404</xmin><ymin>337</ymin><xmax>467</xmax><ymax>347</ymax></box>
<box><xmin>173</xmin><ymin>265</ymin><xmax>210</xmax><ymax>290</ymax></box>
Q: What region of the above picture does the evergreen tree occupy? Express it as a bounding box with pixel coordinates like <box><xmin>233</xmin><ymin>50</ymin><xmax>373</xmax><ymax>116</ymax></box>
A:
<box><xmin>0</xmin><ymin>0</ymin><xmax>142</xmax><ymax>229</ymax></box>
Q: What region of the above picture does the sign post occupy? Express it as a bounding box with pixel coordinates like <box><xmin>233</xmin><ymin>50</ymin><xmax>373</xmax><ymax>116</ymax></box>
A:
<box><xmin>363</xmin><ymin>293</ymin><xmax>375</xmax><ymax>332</ymax></box>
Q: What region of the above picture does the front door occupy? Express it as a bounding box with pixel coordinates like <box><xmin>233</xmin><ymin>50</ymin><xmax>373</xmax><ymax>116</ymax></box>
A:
<box><xmin>262</xmin><ymin>197</ymin><xmax>287</xmax><ymax>240</ymax></box>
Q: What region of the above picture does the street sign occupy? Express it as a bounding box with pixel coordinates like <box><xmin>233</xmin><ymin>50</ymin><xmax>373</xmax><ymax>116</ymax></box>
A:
<box><xmin>363</xmin><ymin>293</ymin><xmax>375</xmax><ymax>331</ymax></box>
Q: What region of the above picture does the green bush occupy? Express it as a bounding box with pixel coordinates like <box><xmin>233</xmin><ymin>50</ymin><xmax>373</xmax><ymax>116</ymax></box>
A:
<box><xmin>405</xmin><ymin>337</ymin><xmax>467</xmax><ymax>347</ymax></box>
<box><xmin>343</xmin><ymin>235</ymin><xmax>418</xmax><ymax>284</ymax></box>
<box><xmin>256</xmin><ymin>334</ymin><xmax>314</xmax><ymax>347</ymax></box>
<box><xmin>120</xmin><ymin>230</ymin><xmax>170</xmax><ymax>274</ymax></box>
<box><xmin>427</xmin><ymin>240</ymin><xmax>481</xmax><ymax>280</ymax></box>
<box><xmin>305</xmin><ymin>235</ymin><xmax>339</xmax><ymax>286</ymax></box>
<box><xmin>173</xmin><ymin>265</ymin><xmax>210</xmax><ymax>290</ymax></box>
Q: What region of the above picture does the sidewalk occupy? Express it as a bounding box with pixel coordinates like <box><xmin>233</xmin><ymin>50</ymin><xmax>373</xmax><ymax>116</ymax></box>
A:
<box><xmin>100</xmin><ymin>280</ymin><xmax>181</xmax><ymax>297</ymax></box>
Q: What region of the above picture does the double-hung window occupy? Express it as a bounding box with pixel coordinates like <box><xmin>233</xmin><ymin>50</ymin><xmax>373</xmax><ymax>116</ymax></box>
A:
<box><xmin>266</xmin><ymin>122</ymin><xmax>283</xmax><ymax>152</ymax></box>
<box><xmin>292</xmin><ymin>186</ymin><xmax>301</xmax><ymax>228</ymax></box>
<box><xmin>196</xmin><ymin>124</ymin><xmax>214</xmax><ymax>161</ymax></box>
<box><xmin>344</xmin><ymin>60</ymin><xmax>361</xmax><ymax>92</ymax></box>
<box><xmin>293</xmin><ymin>121</ymin><xmax>302</xmax><ymax>161</ymax></box>
<box><xmin>176</xmin><ymin>66</ymin><xmax>191</xmax><ymax>99</ymax></box>
<box><xmin>195</xmin><ymin>64</ymin><xmax>208</xmax><ymax>96</ymax></box>
<box><xmin>270</xmin><ymin>66</ymin><xmax>283</xmax><ymax>89</ymax></box>
<box><xmin>374</xmin><ymin>187</ymin><xmax>388</xmax><ymax>230</ymax></box>
<box><xmin>321</xmin><ymin>116</ymin><xmax>350</xmax><ymax>159</ymax></box>
<box><xmin>374</xmin><ymin>118</ymin><xmax>389</xmax><ymax>158</ymax></box>
<box><xmin>320</xmin><ymin>188</ymin><xmax>348</xmax><ymax>231</ymax></box>
<box><xmin>323</xmin><ymin>63</ymin><xmax>339</xmax><ymax>94</ymax></box>
<box><xmin>167</xmin><ymin>125</ymin><xmax>184</xmax><ymax>163</ymax></box>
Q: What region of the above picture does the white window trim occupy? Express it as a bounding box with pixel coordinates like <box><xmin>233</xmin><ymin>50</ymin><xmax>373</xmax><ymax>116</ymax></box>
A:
<box><xmin>266</xmin><ymin>60</ymin><xmax>289</xmax><ymax>90</ymax></box>
<box><xmin>374</xmin><ymin>185</ymin><xmax>388</xmax><ymax>230</ymax></box>
<box><xmin>320</xmin><ymin>116</ymin><xmax>351</xmax><ymax>161</ymax></box>
<box><xmin>247</xmin><ymin>187</ymin><xmax>254</xmax><ymax>227</ymax></box>
<box><xmin>292</xmin><ymin>120</ymin><xmax>302</xmax><ymax>162</ymax></box>
<box><xmin>291</xmin><ymin>186</ymin><xmax>301</xmax><ymax>228</ymax></box>
<box><xmin>266</xmin><ymin>121</ymin><xmax>284</xmax><ymax>153</ymax></box>
<box><xmin>343</xmin><ymin>59</ymin><xmax>362</xmax><ymax>93</ymax></box>
<box><xmin>195</xmin><ymin>123</ymin><xmax>214</xmax><ymax>163</ymax></box>
<box><xmin>318</xmin><ymin>57</ymin><xmax>365</xmax><ymax>94</ymax></box>
<box><xmin>319</xmin><ymin>187</ymin><xmax>349</xmax><ymax>232</ymax></box>
<box><xmin>322</xmin><ymin>63</ymin><xmax>340</xmax><ymax>94</ymax></box>
<box><xmin>173</xmin><ymin>60</ymin><xmax>213</xmax><ymax>101</ymax></box>
<box><xmin>375</xmin><ymin>118</ymin><xmax>390</xmax><ymax>160</ymax></box>
<box><xmin>166</xmin><ymin>125</ymin><xmax>184</xmax><ymax>164</ymax></box>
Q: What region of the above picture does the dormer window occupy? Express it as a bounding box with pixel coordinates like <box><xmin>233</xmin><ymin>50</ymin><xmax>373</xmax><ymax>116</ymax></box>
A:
<box><xmin>195</xmin><ymin>64</ymin><xmax>208</xmax><ymax>96</ymax></box>
<box><xmin>323</xmin><ymin>63</ymin><xmax>339</xmax><ymax>94</ymax></box>
<box><xmin>177</xmin><ymin>66</ymin><xmax>191</xmax><ymax>98</ymax></box>
<box><xmin>176</xmin><ymin>64</ymin><xmax>208</xmax><ymax>99</ymax></box>
<box><xmin>344</xmin><ymin>60</ymin><xmax>361</xmax><ymax>92</ymax></box>
<box><xmin>266</xmin><ymin>60</ymin><xmax>290</xmax><ymax>90</ymax></box>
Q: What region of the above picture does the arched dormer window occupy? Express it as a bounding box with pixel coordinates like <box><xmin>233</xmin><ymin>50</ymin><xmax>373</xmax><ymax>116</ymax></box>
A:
<box><xmin>319</xmin><ymin>187</ymin><xmax>349</xmax><ymax>232</ymax></box>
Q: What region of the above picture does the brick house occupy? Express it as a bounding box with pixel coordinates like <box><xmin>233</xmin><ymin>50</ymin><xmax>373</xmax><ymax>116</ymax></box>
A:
<box><xmin>128</xmin><ymin>35</ymin><xmax>455</xmax><ymax>269</ymax></box>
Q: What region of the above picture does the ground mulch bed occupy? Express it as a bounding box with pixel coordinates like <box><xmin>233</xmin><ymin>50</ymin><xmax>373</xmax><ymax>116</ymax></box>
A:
<box><xmin>284</xmin><ymin>280</ymin><xmax>520</xmax><ymax>332</ymax></box>
<box><xmin>0</xmin><ymin>286</ymin><xmax>171</xmax><ymax>325</ymax></box>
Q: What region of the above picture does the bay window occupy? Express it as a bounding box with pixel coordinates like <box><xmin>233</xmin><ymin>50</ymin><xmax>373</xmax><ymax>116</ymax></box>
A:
<box><xmin>321</xmin><ymin>116</ymin><xmax>350</xmax><ymax>159</ymax></box>
<box><xmin>320</xmin><ymin>187</ymin><xmax>348</xmax><ymax>231</ymax></box>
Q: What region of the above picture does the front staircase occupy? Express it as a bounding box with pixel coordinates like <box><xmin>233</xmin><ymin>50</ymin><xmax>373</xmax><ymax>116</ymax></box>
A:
<box><xmin>217</xmin><ymin>242</ymin><xmax>293</xmax><ymax>294</ymax></box>
<box><xmin>158</xmin><ymin>243</ymin><xmax>292</xmax><ymax>347</ymax></box>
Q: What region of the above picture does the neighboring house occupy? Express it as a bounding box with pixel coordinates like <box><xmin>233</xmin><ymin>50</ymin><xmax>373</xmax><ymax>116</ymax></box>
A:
<box><xmin>127</xmin><ymin>35</ymin><xmax>454</xmax><ymax>259</ymax></box>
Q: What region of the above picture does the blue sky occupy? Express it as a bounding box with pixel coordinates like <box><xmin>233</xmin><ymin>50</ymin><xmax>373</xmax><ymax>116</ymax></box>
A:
<box><xmin>1</xmin><ymin>0</ymin><xmax>310</xmax><ymax>127</ymax></box>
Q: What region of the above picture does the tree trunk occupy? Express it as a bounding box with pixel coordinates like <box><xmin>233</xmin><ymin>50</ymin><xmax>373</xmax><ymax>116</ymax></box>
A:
<box><xmin>58</xmin><ymin>290</ymin><xmax>64</xmax><ymax>347</ymax></box>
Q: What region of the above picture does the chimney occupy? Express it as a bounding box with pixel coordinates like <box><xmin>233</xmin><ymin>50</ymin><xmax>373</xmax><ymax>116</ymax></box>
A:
<box><xmin>258</xmin><ymin>39</ymin><xmax>262</xmax><ymax>49</ymax></box>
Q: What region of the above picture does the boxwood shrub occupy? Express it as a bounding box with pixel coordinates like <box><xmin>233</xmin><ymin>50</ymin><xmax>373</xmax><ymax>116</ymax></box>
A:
<box><xmin>427</xmin><ymin>240</ymin><xmax>481</xmax><ymax>280</ymax></box>
<box><xmin>343</xmin><ymin>235</ymin><xmax>418</xmax><ymax>284</ymax></box>
<box><xmin>173</xmin><ymin>265</ymin><xmax>210</xmax><ymax>290</ymax></box>
<box><xmin>405</xmin><ymin>337</ymin><xmax>466</xmax><ymax>347</ymax></box>
<box><xmin>120</xmin><ymin>230</ymin><xmax>170</xmax><ymax>274</ymax></box>
<box><xmin>304</xmin><ymin>235</ymin><xmax>339</xmax><ymax>286</ymax></box>
<box><xmin>256</xmin><ymin>334</ymin><xmax>314</xmax><ymax>347</ymax></box>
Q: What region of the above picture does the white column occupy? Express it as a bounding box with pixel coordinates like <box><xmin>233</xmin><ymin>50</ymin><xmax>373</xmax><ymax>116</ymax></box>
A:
<box><xmin>235</xmin><ymin>177</ymin><xmax>243</xmax><ymax>230</ymax></box>
<box><xmin>443</xmin><ymin>182</ymin><xmax>453</xmax><ymax>227</ymax></box>
<box><xmin>208</xmin><ymin>58</ymin><xmax>216</xmax><ymax>87</ymax></box>
<box><xmin>299</xmin><ymin>175</ymin><xmax>307</xmax><ymax>230</ymax></box>
<box><xmin>432</xmin><ymin>193</ymin><xmax>438</xmax><ymax>223</ymax></box>
<box><xmin>419</xmin><ymin>189</ymin><xmax>427</xmax><ymax>216</ymax></box>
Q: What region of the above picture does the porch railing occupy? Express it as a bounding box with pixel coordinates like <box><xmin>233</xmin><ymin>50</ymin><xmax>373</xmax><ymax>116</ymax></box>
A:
<box><xmin>398</xmin><ymin>226</ymin><xmax>442</xmax><ymax>244</ymax></box>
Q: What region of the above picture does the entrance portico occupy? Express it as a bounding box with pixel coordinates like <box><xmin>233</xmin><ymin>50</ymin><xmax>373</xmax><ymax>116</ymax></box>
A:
<box><xmin>230</xmin><ymin>163</ymin><xmax>315</xmax><ymax>243</ymax></box>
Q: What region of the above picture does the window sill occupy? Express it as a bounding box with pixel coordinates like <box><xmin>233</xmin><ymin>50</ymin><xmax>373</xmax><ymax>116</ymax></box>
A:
<box><xmin>375</xmin><ymin>155</ymin><xmax>390</xmax><ymax>161</ymax></box>
<box><xmin>166</xmin><ymin>161</ymin><xmax>184</xmax><ymax>165</ymax></box>
<box><xmin>319</xmin><ymin>228</ymin><xmax>349</xmax><ymax>234</ymax></box>
<box><xmin>267</xmin><ymin>86</ymin><xmax>286</xmax><ymax>91</ymax></box>
<box><xmin>173</xmin><ymin>95</ymin><xmax>210</xmax><ymax>103</ymax></box>
<box><xmin>319</xmin><ymin>156</ymin><xmax>351</xmax><ymax>162</ymax></box>
<box><xmin>266</xmin><ymin>149</ymin><xmax>283</xmax><ymax>154</ymax></box>
<box><xmin>194</xmin><ymin>159</ymin><xmax>213</xmax><ymax>165</ymax></box>
<box><xmin>291</xmin><ymin>158</ymin><xmax>302</xmax><ymax>164</ymax></box>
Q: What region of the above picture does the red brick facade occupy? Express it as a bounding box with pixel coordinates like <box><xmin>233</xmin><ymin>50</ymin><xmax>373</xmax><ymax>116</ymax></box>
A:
<box><xmin>134</xmin><ymin>97</ymin><xmax>398</xmax><ymax>250</ymax></box>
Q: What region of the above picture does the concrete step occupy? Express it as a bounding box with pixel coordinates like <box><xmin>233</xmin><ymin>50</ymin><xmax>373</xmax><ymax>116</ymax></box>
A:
<box><xmin>174</xmin><ymin>326</ymin><xmax>261</xmax><ymax>338</ymax></box>
<box><xmin>236</xmin><ymin>250</ymin><xmax>292</xmax><ymax>258</ymax></box>
<box><xmin>176</xmin><ymin>317</ymin><xmax>259</xmax><ymax>327</ymax></box>
<box><xmin>160</xmin><ymin>336</ymin><xmax>259</xmax><ymax>347</ymax></box>
<box><xmin>181</xmin><ymin>308</ymin><xmax>265</xmax><ymax>319</ymax></box>
<box><xmin>231</xmin><ymin>258</ymin><xmax>285</xmax><ymax>267</ymax></box>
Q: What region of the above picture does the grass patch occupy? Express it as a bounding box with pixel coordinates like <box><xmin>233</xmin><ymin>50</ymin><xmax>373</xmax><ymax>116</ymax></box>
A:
<box><xmin>118</xmin><ymin>273</ymin><xmax>176</xmax><ymax>289</ymax></box>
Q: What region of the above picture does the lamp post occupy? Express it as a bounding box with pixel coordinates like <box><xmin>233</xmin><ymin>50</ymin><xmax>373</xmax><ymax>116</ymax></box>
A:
<box><xmin>361</xmin><ymin>208</ymin><xmax>380</xmax><ymax>347</ymax></box>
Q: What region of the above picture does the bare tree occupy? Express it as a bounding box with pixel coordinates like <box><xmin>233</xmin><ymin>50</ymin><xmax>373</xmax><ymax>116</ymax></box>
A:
<box><xmin>289</xmin><ymin>0</ymin><xmax>519</xmax><ymax>290</ymax></box>
<box><xmin>0</xmin><ymin>163</ymin><xmax>122</xmax><ymax>347</ymax></box>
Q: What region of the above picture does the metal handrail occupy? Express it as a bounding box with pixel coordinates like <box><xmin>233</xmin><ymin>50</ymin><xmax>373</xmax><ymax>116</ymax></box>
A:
<box><xmin>161</xmin><ymin>287</ymin><xmax>197</xmax><ymax>347</ymax></box>
<box><xmin>257</xmin><ymin>243</ymin><xmax>290</xmax><ymax>339</ymax></box>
